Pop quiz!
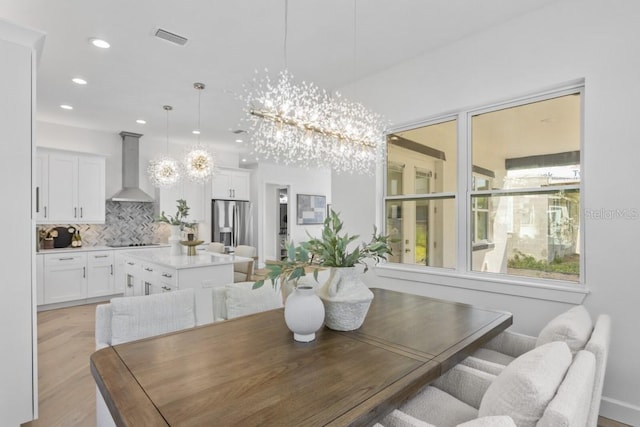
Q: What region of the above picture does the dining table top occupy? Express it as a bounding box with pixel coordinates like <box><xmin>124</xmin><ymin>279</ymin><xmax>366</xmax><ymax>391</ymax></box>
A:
<box><xmin>91</xmin><ymin>288</ymin><xmax>512</xmax><ymax>426</ymax></box>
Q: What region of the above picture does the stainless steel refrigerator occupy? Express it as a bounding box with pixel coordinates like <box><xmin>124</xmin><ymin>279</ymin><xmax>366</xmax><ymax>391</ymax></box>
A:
<box><xmin>211</xmin><ymin>199</ymin><xmax>252</xmax><ymax>247</ymax></box>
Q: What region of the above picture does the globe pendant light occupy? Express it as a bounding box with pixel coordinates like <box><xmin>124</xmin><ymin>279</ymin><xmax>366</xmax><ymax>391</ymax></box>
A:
<box><xmin>184</xmin><ymin>82</ymin><xmax>215</xmax><ymax>183</ymax></box>
<box><xmin>148</xmin><ymin>105</ymin><xmax>182</xmax><ymax>187</ymax></box>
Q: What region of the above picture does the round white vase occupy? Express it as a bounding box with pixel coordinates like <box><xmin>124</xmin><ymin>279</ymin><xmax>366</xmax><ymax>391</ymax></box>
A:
<box><xmin>318</xmin><ymin>267</ymin><xmax>374</xmax><ymax>331</ymax></box>
<box><xmin>168</xmin><ymin>225</ymin><xmax>182</xmax><ymax>256</ymax></box>
<box><xmin>284</xmin><ymin>285</ymin><xmax>325</xmax><ymax>342</ymax></box>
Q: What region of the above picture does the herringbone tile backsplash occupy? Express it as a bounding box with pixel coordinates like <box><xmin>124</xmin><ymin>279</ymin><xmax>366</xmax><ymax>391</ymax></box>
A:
<box><xmin>40</xmin><ymin>201</ymin><xmax>173</xmax><ymax>246</ymax></box>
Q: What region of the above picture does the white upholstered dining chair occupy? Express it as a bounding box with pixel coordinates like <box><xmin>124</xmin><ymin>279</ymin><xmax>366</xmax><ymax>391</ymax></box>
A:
<box><xmin>212</xmin><ymin>281</ymin><xmax>283</xmax><ymax>321</ymax></box>
<box><xmin>94</xmin><ymin>289</ymin><xmax>196</xmax><ymax>426</ymax></box>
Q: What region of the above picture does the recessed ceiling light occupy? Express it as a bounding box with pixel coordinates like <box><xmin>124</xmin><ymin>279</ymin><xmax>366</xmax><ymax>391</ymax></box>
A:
<box><xmin>136</xmin><ymin>119</ymin><xmax>146</xmax><ymax>124</ymax></box>
<box><xmin>241</xmin><ymin>158</ymin><xmax>247</xmax><ymax>162</ymax></box>
<box><xmin>60</xmin><ymin>104</ymin><xmax>73</xmax><ymax>110</ymax></box>
<box><xmin>192</xmin><ymin>130</ymin><xmax>201</xmax><ymax>135</ymax></box>
<box><xmin>235</xmin><ymin>139</ymin><xmax>243</xmax><ymax>143</ymax></box>
<box><xmin>89</xmin><ymin>38</ymin><xmax>110</xmax><ymax>49</ymax></box>
<box><xmin>72</xmin><ymin>77</ymin><xmax>87</xmax><ymax>85</ymax></box>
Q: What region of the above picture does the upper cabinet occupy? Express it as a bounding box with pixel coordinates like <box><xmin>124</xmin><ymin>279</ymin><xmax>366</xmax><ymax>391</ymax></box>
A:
<box><xmin>212</xmin><ymin>168</ymin><xmax>250</xmax><ymax>200</ymax></box>
<box><xmin>36</xmin><ymin>149</ymin><xmax>106</xmax><ymax>224</ymax></box>
<box><xmin>158</xmin><ymin>180</ymin><xmax>206</xmax><ymax>222</ymax></box>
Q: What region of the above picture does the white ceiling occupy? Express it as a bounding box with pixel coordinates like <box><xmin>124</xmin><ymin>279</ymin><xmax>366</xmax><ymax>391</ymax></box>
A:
<box><xmin>1</xmin><ymin>0</ymin><xmax>562</xmax><ymax>159</ymax></box>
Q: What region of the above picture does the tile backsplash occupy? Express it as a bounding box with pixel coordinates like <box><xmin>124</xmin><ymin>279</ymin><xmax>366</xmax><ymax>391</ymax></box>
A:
<box><xmin>40</xmin><ymin>201</ymin><xmax>172</xmax><ymax>246</ymax></box>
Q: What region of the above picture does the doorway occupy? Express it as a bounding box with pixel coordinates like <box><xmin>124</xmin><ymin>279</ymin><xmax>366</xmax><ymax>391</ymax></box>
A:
<box><xmin>277</xmin><ymin>188</ymin><xmax>289</xmax><ymax>260</ymax></box>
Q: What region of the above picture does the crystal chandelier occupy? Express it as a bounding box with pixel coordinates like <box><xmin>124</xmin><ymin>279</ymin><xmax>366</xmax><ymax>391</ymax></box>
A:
<box><xmin>148</xmin><ymin>105</ymin><xmax>182</xmax><ymax>187</ymax></box>
<box><xmin>243</xmin><ymin>0</ymin><xmax>386</xmax><ymax>174</ymax></box>
<box><xmin>184</xmin><ymin>82</ymin><xmax>215</xmax><ymax>183</ymax></box>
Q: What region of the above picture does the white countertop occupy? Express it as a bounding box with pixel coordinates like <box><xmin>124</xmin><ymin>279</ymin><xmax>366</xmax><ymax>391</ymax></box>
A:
<box><xmin>122</xmin><ymin>249</ymin><xmax>252</xmax><ymax>270</ymax></box>
<box><xmin>37</xmin><ymin>244</ymin><xmax>171</xmax><ymax>255</ymax></box>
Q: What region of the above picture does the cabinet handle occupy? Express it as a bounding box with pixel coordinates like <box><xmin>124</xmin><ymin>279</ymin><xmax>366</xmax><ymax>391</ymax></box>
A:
<box><xmin>161</xmin><ymin>273</ymin><xmax>172</xmax><ymax>278</ymax></box>
<box><xmin>80</xmin><ymin>207</ymin><xmax>83</xmax><ymax>218</ymax></box>
<box><xmin>44</xmin><ymin>206</ymin><xmax>47</xmax><ymax>218</ymax></box>
<box><xmin>83</xmin><ymin>266</ymin><xmax>86</xmax><ymax>278</ymax></box>
<box><xmin>36</xmin><ymin>187</ymin><xmax>39</xmax><ymax>213</ymax></box>
<box><xmin>74</xmin><ymin>207</ymin><xmax>77</xmax><ymax>218</ymax></box>
<box><xmin>59</xmin><ymin>257</ymin><xmax>74</xmax><ymax>261</ymax></box>
<box><xmin>95</xmin><ymin>255</ymin><xmax>109</xmax><ymax>258</ymax></box>
<box><xmin>126</xmin><ymin>261</ymin><xmax>135</xmax><ymax>266</ymax></box>
<box><xmin>110</xmin><ymin>264</ymin><xmax>113</xmax><ymax>275</ymax></box>
<box><xmin>144</xmin><ymin>267</ymin><xmax>153</xmax><ymax>272</ymax></box>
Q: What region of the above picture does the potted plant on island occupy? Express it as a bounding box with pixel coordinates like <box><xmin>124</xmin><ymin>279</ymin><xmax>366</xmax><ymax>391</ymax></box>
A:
<box><xmin>255</xmin><ymin>209</ymin><xmax>394</xmax><ymax>332</ymax></box>
<box><xmin>156</xmin><ymin>199</ymin><xmax>196</xmax><ymax>255</ymax></box>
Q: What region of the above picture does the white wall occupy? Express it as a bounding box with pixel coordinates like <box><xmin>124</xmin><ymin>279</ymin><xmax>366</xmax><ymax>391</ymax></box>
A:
<box><xmin>333</xmin><ymin>0</ymin><xmax>640</xmax><ymax>423</ymax></box>
<box><xmin>0</xmin><ymin>20</ymin><xmax>45</xmax><ymax>426</ymax></box>
<box><xmin>251</xmin><ymin>162</ymin><xmax>331</xmax><ymax>264</ymax></box>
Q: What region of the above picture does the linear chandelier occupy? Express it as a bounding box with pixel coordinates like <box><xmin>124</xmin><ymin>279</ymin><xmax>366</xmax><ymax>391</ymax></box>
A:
<box><xmin>184</xmin><ymin>82</ymin><xmax>215</xmax><ymax>183</ymax></box>
<box><xmin>148</xmin><ymin>105</ymin><xmax>182</xmax><ymax>187</ymax></box>
<box><xmin>243</xmin><ymin>0</ymin><xmax>386</xmax><ymax>174</ymax></box>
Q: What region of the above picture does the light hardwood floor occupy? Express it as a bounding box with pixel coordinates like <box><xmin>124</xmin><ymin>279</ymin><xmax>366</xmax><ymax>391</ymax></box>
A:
<box><xmin>22</xmin><ymin>303</ymin><xmax>630</xmax><ymax>427</ymax></box>
<box><xmin>22</xmin><ymin>303</ymin><xmax>99</xmax><ymax>427</ymax></box>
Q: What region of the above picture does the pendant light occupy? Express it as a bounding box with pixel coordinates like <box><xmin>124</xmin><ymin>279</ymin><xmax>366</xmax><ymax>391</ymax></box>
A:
<box><xmin>148</xmin><ymin>105</ymin><xmax>182</xmax><ymax>187</ymax></box>
<box><xmin>184</xmin><ymin>82</ymin><xmax>215</xmax><ymax>183</ymax></box>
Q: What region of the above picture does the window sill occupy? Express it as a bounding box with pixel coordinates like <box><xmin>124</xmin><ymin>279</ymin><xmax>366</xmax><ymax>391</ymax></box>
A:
<box><xmin>373</xmin><ymin>263</ymin><xmax>588</xmax><ymax>304</ymax></box>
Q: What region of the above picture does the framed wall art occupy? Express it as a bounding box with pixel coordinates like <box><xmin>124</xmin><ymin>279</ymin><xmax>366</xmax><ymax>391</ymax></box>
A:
<box><xmin>296</xmin><ymin>194</ymin><xmax>326</xmax><ymax>224</ymax></box>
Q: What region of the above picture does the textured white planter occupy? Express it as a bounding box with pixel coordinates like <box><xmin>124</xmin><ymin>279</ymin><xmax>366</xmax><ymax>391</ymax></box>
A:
<box><xmin>168</xmin><ymin>225</ymin><xmax>182</xmax><ymax>256</ymax></box>
<box><xmin>284</xmin><ymin>285</ymin><xmax>325</xmax><ymax>342</ymax></box>
<box><xmin>318</xmin><ymin>267</ymin><xmax>373</xmax><ymax>331</ymax></box>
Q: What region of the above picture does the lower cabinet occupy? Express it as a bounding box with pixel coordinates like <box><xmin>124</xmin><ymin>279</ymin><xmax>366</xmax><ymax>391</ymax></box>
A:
<box><xmin>43</xmin><ymin>253</ymin><xmax>87</xmax><ymax>304</ymax></box>
<box><xmin>87</xmin><ymin>251</ymin><xmax>115</xmax><ymax>298</ymax></box>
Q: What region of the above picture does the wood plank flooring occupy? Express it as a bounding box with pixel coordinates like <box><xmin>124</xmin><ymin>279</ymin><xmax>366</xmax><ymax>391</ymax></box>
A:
<box><xmin>21</xmin><ymin>303</ymin><xmax>630</xmax><ymax>427</ymax></box>
<box><xmin>21</xmin><ymin>303</ymin><xmax>99</xmax><ymax>427</ymax></box>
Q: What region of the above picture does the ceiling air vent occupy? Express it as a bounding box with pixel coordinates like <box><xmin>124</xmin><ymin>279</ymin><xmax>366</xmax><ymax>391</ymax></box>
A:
<box><xmin>154</xmin><ymin>28</ymin><xmax>188</xmax><ymax>46</ymax></box>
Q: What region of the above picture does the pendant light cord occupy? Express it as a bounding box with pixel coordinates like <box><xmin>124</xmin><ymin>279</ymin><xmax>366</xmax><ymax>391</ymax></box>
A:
<box><xmin>353</xmin><ymin>0</ymin><xmax>358</xmax><ymax>100</ymax></box>
<box><xmin>284</xmin><ymin>0</ymin><xmax>289</xmax><ymax>69</ymax></box>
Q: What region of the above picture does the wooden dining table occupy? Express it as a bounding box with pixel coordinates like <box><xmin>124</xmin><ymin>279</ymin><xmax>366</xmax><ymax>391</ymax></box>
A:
<box><xmin>91</xmin><ymin>288</ymin><xmax>512</xmax><ymax>426</ymax></box>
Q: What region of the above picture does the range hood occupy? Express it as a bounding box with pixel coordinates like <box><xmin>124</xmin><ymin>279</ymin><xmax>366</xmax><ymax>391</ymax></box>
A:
<box><xmin>110</xmin><ymin>131</ymin><xmax>155</xmax><ymax>203</ymax></box>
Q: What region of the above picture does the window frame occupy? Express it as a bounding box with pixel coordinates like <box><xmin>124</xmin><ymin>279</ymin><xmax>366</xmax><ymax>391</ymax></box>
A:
<box><xmin>379</xmin><ymin>83</ymin><xmax>586</xmax><ymax>302</ymax></box>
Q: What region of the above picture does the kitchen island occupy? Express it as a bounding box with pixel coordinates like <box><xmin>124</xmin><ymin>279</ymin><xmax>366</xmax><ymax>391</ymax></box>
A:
<box><xmin>122</xmin><ymin>249</ymin><xmax>252</xmax><ymax>324</ymax></box>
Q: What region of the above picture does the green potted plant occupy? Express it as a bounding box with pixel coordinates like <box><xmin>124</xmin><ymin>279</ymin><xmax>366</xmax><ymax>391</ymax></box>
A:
<box><xmin>156</xmin><ymin>199</ymin><xmax>196</xmax><ymax>256</ymax></box>
<box><xmin>255</xmin><ymin>209</ymin><xmax>394</xmax><ymax>332</ymax></box>
<box><xmin>156</xmin><ymin>199</ymin><xmax>195</xmax><ymax>231</ymax></box>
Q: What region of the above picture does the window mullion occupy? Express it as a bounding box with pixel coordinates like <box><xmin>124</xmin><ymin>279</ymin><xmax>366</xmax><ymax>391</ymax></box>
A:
<box><xmin>457</xmin><ymin>112</ymin><xmax>470</xmax><ymax>273</ymax></box>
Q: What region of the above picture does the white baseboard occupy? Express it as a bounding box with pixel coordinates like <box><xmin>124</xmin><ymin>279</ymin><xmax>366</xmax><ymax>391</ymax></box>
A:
<box><xmin>600</xmin><ymin>396</ymin><xmax>640</xmax><ymax>426</ymax></box>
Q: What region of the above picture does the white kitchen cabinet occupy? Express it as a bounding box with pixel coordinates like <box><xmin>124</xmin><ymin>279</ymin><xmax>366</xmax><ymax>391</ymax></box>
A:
<box><xmin>113</xmin><ymin>251</ymin><xmax>127</xmax><ymax>293</ymax></box>
<box><xmin>87</xmin><ymin>251</ymin><xmax>114</xmax><ymax>297</ymax></box>
<box><xmin>158</xmin><ymin>180</ymin><xmax>206</xmax><ymax>222</ymax></box>
<box><xmin>38</xmin><ymin>150</ymin><xmax>106</xmax><ymax>224</ymax></box>
<box><xmin>43</xmin><ymin>253</ymin><xmax>87</xmax><ymax>304</ymax></box>
<box><xmin>36</xmin><ymin>255</ymin><xmax>44</xmax><ymax>306</ymax></box>
<box><xmin>212</xmin><ymin>168</ymin><xmax>250</xmax><ymax>200</ymax></box>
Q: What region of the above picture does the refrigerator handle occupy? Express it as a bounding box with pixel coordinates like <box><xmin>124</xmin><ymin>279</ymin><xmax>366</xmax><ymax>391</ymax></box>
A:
<box><xmin>233</xmin><ymin>204</ymin><xmax>238</xmax><ymax>247</ymax></box>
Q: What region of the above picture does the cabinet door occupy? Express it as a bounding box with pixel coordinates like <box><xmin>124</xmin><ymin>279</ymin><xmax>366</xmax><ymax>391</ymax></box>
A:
<box><xmin>47</xmin><ymin>153</ymin><xmax>78</xmax><ymax>222</ymax></box>
<box><xmin>160</xmin><ymin>181</ymin><xmax>206</xmax><ymax>223</ymax></box>
<box><xmin>113</xmin><ymin>251</ymin><xmax>127</xmax><ymax>293</ymax></box>
<box><xmin>35</xmin><ymin>152</ymin><xmax>49</xmax><ymax>223</ymax></box>
<box><xmin>211</xmin><ymin>169</ymin><xmax>232</xmax><ymax>199</ymax></box>
<box><xmin>36</xmin><ymin>255</ymin><xmax>44</xmax><ymax>305</ymax></box>
<box><xmin>87</xmin><ymin>251</ymin><xmax>114</xmax><ymax>297</ymax></box>
<box><xmin>78</xmin><ymin>155</ymin><xmax>105</xmax><ymax>223</ymax></box>
<box><xmin>231</xmin><ymin>171</ymin><xmax>250</xmax><ymax>200</ymax></box>
<box><xmin>43</xmin><ymin>253</ymin><xmax>87</xmax><ymax>304</ymax></box>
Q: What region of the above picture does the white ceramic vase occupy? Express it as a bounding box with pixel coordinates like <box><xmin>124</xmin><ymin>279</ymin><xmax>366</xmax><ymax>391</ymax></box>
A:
<box><xmin>318</xmin><ymin>267</ymin><xmax>374</xmax><ymax>331</ymax></box>
<box><xmin>284</xmin><ymin>285</ymin><xmax>325</xmax><ymax>342</ymax></box>
<box><xmin>168</xmin><ymin>225</ymin><xmax>182</xmax><ymax>256</ymax></box>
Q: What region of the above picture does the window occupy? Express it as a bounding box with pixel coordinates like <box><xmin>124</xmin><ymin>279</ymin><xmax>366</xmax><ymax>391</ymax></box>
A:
<box><xmin>386</xmin><ymin>119</ymin><xmax>457</xmax><ymax>268</ymax></box>
<box><xmin>384</xmin><ymin>87</ymin><xmax>582</xmax><ymax>284</ymax></box>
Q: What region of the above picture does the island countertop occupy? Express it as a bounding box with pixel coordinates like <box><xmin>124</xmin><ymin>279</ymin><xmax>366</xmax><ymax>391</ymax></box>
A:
<box><xmin>122</xmin><ymin>249</ymin><xmax>252</xmax><ymax>270</ymax></box>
